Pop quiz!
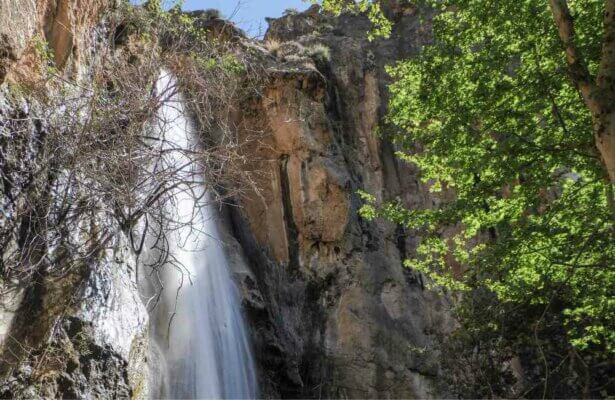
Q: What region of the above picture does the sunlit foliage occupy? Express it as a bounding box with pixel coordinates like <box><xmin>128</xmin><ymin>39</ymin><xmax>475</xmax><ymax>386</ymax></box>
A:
<box><xmin>325</xmin><ymin>0</ymin><xmax>614</xmax><ymax>396</ymax></box>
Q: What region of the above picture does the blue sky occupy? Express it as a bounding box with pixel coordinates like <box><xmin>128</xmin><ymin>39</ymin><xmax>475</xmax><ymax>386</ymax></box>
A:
<box><xmin>181</xmin><ymin>0</ymin><xmax>310</xmax><ymax>37</ymax></box>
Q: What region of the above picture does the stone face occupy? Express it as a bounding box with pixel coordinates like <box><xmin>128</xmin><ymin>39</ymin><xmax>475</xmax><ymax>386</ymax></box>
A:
<box><xmin>0</xmin><ymin>0</ymin><xmax>112</xmax><ymax>83</ymax></box>
<box><xmin>0</xmin><ymin>2</ymin><xmax>454</xmax><ymax>398</ymax></box>
<box><xmin>0</xmin><ymin>230</ymin><xmax>148</xmax><ymax>399</ymax></box>
<box><xmin>0</xmin><ymin>2</ymin><xmax>149</xmax><ymax>398</ymax></box>
<box><xmin>228</xmin><ymin>5</ymin><xmax>454</xmax><ymax>399</ymax></box>
<box><xmin>72</xmin><ymin>238</ymin><xmax>149</xmax><ymax>399</ymax></box>
<box><xmin>0</xmin><ymin>0</ymin><xmax>38</xmax><ymax>81</ymax></box>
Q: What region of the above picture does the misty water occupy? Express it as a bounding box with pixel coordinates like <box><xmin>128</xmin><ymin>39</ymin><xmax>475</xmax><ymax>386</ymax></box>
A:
<box><xmin>143</xmin><ymin>71</ymin><xmax>257</xmax><ymax>399</ymax></box>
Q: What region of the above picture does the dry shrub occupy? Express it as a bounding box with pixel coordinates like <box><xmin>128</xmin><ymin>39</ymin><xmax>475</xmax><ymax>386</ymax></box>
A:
<box><xmin>0</xmin><ymin>3</ymin><xmax>266</xmax><ymax>290</ymax></box>
<box><xmin>264</xmin><ymin>39</ymin><xmax>282</xmax><ymax>55</ymax></box>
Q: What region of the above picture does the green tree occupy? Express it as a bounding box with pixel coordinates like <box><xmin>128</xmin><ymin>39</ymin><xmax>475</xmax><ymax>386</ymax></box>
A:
<box><xmin>324</xmin><ymin>0</ymin><xmax>615</xmax><ymax>396</ymax></box>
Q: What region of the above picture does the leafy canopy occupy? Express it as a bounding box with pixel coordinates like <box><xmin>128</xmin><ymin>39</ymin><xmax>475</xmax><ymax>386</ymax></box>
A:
<box><xmin>319</xmin><ymin>0</ymin><xmax>392</xmax><ymax>39</ymax></box>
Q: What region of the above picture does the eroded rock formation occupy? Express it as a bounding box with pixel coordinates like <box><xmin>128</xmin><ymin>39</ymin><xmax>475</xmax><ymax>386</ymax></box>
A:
<box><xmin>0</xmin><ymin>2</ymin><xmax>454</xmax><ymax>398</ymax></box>
<box><xmin>230</xmin><ymin>5</ymin><xmax>453</xmax><ymax>398</ymax></box>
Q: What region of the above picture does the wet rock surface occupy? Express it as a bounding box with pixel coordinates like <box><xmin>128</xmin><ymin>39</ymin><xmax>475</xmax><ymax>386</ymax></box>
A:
<box><xmin>0</xmin><ymin>230</ymin><xmax>148</xmax><ymax>399</ymax></box>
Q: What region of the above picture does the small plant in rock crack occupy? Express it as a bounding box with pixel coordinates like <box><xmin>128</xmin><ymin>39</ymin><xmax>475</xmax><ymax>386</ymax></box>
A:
<box><xmin>306</xmin><ymin>44</ymin><xmax>331</xmax><ymax>63</ymax></box>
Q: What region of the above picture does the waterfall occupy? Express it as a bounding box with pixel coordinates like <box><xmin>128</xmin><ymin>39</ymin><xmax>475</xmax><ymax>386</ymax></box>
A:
<box><xmin>144</xmin><ymin>71</ymin><xmax>258</xmax><ymax>399</ymax></box>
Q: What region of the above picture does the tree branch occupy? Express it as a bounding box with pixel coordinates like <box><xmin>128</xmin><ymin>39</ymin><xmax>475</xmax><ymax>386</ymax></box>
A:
<box><xmin>548</xmin><ymin>0</ymin><xmax>600</xmax><ymax>113</ymax></box>
<box><xmin>598</xmin><ymin>0</ymin><xmax>615</xmax><ymax>91</ymax></box>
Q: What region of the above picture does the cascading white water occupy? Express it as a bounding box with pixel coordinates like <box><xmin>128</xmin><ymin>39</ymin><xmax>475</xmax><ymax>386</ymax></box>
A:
<box><xmin>145</xmin><ymin>71</ymin><xmax>258</xmax><ymax>399</ymax></box>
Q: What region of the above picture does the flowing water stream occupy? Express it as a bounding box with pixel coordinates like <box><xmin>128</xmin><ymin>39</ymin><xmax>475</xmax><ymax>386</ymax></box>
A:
<box><xmin>144</xmin><ymin>71</ymin><xmax>257</xmax><ymax>399</ymax></box>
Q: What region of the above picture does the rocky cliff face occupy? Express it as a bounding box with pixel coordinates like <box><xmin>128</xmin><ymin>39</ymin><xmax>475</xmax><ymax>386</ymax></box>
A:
<box><xmin>0</xmin><ymin>2</ymin><xmax>453</xmax><ymax>399</ymax></box>
<box><xmin>229</xmin><ymin>5</ymin><xmax>453</xmax><ymax>398</ymax></box>
<box><xmin>0</xmin><ymin>2</ymin><xmax>149</xmax><ymax>398</ymax></box>
<box><xmin>0</xmin><ymin>0</ymin><xmax>111</xmax><ymax>83</ymax></box>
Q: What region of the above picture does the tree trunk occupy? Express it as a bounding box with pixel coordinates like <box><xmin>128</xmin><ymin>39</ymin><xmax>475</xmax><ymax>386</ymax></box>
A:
<box><xmin>549</xmin><ymin>0</ymin><xmax>615</xmax><ymax>181</ymax></box>
<box><xmin>594</xmin><ymin>114</ymin><xmax>615</xmax><ymax>181</ymax></box>
<box><xmin>594</xmin><ymin>0</ymin><xmax>615</xmax><ymax>181</ymax></box>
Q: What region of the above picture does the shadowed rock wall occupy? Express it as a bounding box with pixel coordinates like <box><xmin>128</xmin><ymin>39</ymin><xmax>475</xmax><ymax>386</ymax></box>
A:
<box><xmin>227</xmin><ymin>5</ymin><xmax>454</xmax><ymax>398</ymax></box>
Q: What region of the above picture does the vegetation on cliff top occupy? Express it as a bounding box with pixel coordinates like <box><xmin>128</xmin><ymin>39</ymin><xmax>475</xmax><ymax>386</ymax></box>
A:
<box><xmin>324</xmin><ymin>0</ymin><xmax>614</xmax><ymax>397</ymax></box>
